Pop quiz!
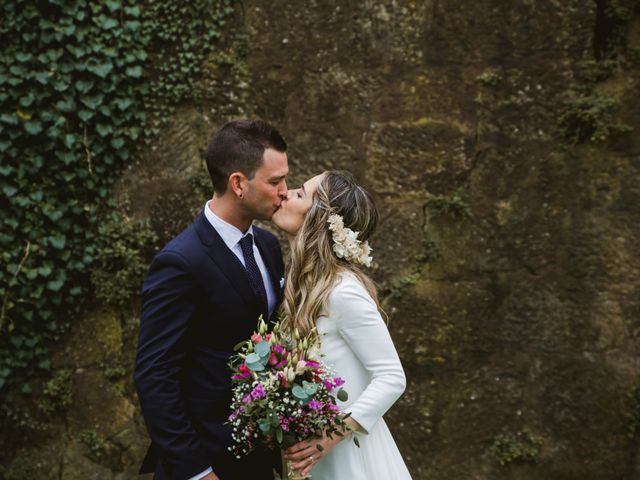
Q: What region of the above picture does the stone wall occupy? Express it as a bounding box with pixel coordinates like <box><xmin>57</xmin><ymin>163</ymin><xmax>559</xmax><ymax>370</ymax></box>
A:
<box><xmin>5</xmin><ymin>1</ymin><xmax>639</xmax><ymax>478</ymax></box>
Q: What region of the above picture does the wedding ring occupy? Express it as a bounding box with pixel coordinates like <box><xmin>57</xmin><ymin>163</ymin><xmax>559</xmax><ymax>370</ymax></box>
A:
<box><xmin>309</xmin><ymin>455</ymin><xmax>314</xmax><ymax>463</ymax></box>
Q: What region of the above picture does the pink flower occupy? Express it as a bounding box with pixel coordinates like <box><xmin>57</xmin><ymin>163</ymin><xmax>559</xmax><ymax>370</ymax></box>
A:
<box><xmin>277</xmin><ymin>372</ymin><xmax>290</xmax><ymax>389</ymax></box>
<box><xmin>268</xmin><ymin>351</ymin><xmax>279</xmax><ymax>366</ymax></box>
<box><xmin>308</xmin><ymin>399</ymin><xmax>324</xmax><ymax>411</ymax></box>
<box><xmin>334</xmin><ymin>377</ymin><xmax>345</xmax><ymax>387</ymax></box>
<box><xmin>251</xmin><ymin>332</ymin><xmax>263</xmax><ymax>344</ymax></box>
<box><xmin>242</xmin><ymin>394</ymin><xmax>252</xmax><ymax>404</ymax></box>
<box><xmin>279</xmin><ymin>415</ymin><xmax>291</xmax><ymax>432</ymax></box>
<box><xmin>233</xmin><ymin>363</ymin><xmax>251</xmax><ymax>380</ymax></box>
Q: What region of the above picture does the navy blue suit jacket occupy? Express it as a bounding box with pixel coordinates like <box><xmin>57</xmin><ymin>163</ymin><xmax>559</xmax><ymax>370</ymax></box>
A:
<box><xmin>134</xmin><ymin>212</ymin><xmax>284</xmax><ymax>480</ymax></box>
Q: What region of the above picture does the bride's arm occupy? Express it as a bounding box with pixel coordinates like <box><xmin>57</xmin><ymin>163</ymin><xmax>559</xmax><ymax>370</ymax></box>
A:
<box><xmin>287</xmin><ymin>277</ymin><xmax>406</xmax><ymax>474</ymax></box>
<box><xmin>333</xmin><ymin>276</ymin><xmax>407</xmax><ymax>433</ymax></box>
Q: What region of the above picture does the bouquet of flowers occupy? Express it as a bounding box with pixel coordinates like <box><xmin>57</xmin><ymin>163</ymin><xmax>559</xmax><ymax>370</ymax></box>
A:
<box><xmin>227</xmin><ymin>317</ymin><xmax>354</xmax><ymax>478</ymax></box>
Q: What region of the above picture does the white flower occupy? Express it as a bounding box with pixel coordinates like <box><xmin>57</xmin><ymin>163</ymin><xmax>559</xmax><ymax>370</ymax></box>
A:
<box><xmin>327</xmin><ymin>214</ymin><xmax>373</xmax><ymax>267</ymax></box>
<box><xmin>295</xmin><ymin>360</ymin><xmax>307</xmax><ymax>375</ymax></box>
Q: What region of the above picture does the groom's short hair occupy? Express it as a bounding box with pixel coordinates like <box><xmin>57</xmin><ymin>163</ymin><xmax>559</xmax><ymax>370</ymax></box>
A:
<box><xmin>205</xmin><ymin>119</ymin><xmax>287</xmax><ymax>194</ymax></box>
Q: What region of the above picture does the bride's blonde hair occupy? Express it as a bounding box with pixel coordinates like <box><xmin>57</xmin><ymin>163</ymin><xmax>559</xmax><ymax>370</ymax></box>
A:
<box><xmin>281</xmin><ymin>171</ymin><xmax>380</xmax><ymax>342</ymax></box>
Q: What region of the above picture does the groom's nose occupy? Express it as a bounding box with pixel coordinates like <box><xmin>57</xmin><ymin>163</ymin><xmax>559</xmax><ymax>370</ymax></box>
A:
<box><xmin>279</xmin><ymin>180</ymin><xmax>288</xmax><ymax>199</ymax></box>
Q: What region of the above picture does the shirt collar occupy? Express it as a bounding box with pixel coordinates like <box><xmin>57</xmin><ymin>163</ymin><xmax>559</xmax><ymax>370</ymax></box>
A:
<box><xmin>204</xmin><ymin>201</ymin><xmax>254</xmax><ymax>251</ymax></box>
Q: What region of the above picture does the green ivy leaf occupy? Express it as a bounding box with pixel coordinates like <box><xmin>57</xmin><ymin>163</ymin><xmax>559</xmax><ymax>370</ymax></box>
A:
<box><xmin>24</xmin><ymin>120</ymin><xmax>43</xmax><ymax>135</ymax></box>
<box><xmin>78</xmin><ymin>109</ymin><xmax>94</xmax><ymax>122</ymax></box>
<box><xmin>56</xmin><ymin>98</ymin><xmax>76</xmax><ymax>112</ymax></box>
<box><xmin>2</xmin><ymin>186</ymin><xmax>18</xmax><ymax>197</ymax></box>
<box><xmin>34</xmin><ymin>71</ymin><xmax>51</xmax><ymax>84</ymax></box>
<box><xmin>16</xmin><ymin>52</ymin><xmax>33</xmax><ymax>62</ymax></box>
<box><xmin>101</xmin><ymin>17</ymin><xmax>119</xmax><ymax>30</ymax></box>
<box><xmin>114</xmin><ymin>98</ymin><xmax>132</xmax><ymax>110</ymax></box>
<box><xmin>46</xmin><ymin>279</ymin><xmax>64</xmax><ymax>291</ymax></box>
<box><xmin>125</xmin><ymin>65</ymin><xmax>143</xmax><ymax>78</ymax></box>
<box><xmin>80</xmin><ymin>93</ymin><xmax>104</xmax><ymax>109</ymax></box>
<box><xmin>110</xmin><ymin>137</ymin><xmax>125</xmax><ymax>149</ymax></box>
<box><xmin>87</xmin><ymin>61</ymin><xmax>113</xmax><ymax>78</ymax></box>
<box><xmin>48</xmin><ymin>235</ymin><xmax>66</xmax><ymax>249</ymax></box>
<box><xmin>75</xmin><ymin>79</ymin><xmax>94</xmax><ymax>93</ymax></box>
<box><xmin>96</xmin><ymin>124</ymin><xmax>112</xmax><ymax>137</ymax></box>
<box><xmin>105</xmin><ymin>0</ymin><xmax>120</xmax><ymax>12</ymax></box>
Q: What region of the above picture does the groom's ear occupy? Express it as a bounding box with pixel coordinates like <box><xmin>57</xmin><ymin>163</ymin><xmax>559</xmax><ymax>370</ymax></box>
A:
<box><xmin>229</xmin><ymin>172</ymin><xmax>247</xmax><ymax>199</ymax></box>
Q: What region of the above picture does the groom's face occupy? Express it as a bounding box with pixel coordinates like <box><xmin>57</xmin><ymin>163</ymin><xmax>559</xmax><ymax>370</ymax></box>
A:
<box><xmin>244</xmin><ymin>148</ymin><xmax>289</xmax><ymax>220</ymax></box>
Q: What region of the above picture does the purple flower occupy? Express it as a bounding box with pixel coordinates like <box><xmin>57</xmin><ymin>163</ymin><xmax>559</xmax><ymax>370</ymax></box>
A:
<box><xmin>279</xmin><ymin>415</ymin><xmax>291</xmax><ymax>432</ymax></box>
<box><xmin>242</xmin><ymin>394</ymin><xmax>253</xmax><ymax>404</ymax></box>
<box><xmin>305</xmin><ymin>360</ymin><xmax>320</xmax><ymax>368</ymax></box>
<box><xmin>308</xmin><ymin>399</ymin><xmax>324</xmax><ymax>411</ymax></box>
<box><xmin>251</xmin><ymin>383</ymin><xmax>266</xmax><ymax>400</ymax></box>
<box><xmin>229</xmin><ymin>407</ymin><xmax>245</xmax><ymax>421</ymax></box>
<box><xmin>333</xmin><ymin>377</ymin><xmax>345</xmax><ymax>387</ymax></box>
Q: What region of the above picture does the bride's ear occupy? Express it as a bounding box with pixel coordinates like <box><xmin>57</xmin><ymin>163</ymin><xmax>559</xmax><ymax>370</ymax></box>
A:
<box><xmin>229</xmin><ymin>172</ymin><xmax>247</xmax><ymax>199</ymax></box>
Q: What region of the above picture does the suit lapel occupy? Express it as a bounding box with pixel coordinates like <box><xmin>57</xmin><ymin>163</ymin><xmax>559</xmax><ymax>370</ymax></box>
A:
<box><xmin>253</xmin><ymin>228</ymin><xmax>283</xmax><ymax>307</ymax></box>
<box><xmin>194</xmin><ymin>213</ymin><xmax>256</xmax><ymax>306</ymax></box>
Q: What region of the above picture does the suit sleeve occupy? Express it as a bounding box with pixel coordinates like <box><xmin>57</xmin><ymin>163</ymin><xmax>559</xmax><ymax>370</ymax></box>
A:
<box><xmin>332</xmin><ymin>277</ymin><xmax>407</xmax><ymax>433</ymax></box>
<box><xmin>134</xmin><ymin>250</ymin><xmax>211</xmax><ymax>479</ymax></box>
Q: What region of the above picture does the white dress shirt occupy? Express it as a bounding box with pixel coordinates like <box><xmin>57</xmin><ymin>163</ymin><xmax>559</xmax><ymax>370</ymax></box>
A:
<box><xmin>188</xmin><ymin>203</ymin><xmax>277</xmax><ymax>479</ymax></box>
<box><xmin>203</xmin><ymin>202</ymin><xmax>276</xmax><ymax>316</ymax></box>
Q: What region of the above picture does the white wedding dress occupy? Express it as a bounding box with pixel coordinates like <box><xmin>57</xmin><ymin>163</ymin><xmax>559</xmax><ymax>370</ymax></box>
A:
<box><xmin>311</xmin><ymin>272</ymin><xmax>412</xmax><ymax>480</ymax></box>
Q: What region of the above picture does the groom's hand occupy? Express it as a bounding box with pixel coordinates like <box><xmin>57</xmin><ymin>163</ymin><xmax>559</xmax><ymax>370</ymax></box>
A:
<box><xmin>202</xmin><ymin>472</ymin><xmax>220</xmax><ymax>480</ymax></box>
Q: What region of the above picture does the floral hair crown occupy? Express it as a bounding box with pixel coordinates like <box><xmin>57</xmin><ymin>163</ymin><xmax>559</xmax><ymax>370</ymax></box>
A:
<box><xmin>327</xmin><ymin>214</ymin><xmax>373</xmax><ymax>267</ymax></box>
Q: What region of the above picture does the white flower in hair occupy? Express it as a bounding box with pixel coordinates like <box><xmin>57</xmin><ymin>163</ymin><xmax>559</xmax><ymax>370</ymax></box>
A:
<box><xmin>327</xmin><ymin>214</ymin><xmax>373</xmax><ymax>267</ymax></box>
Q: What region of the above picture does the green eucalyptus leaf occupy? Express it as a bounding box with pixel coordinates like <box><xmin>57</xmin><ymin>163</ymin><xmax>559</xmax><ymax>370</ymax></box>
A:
<box><xmin>255</xmin><ymin>341</ymin><xmax>271</xmax><ymax>358</ymax></box>
<box><xmin>292</xmin><ymin>384</ymin><xmax>309</xmax><ymax>401</ymax></box>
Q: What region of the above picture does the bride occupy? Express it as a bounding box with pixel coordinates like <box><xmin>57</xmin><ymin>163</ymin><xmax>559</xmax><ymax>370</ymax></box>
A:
<box><xmin>271</xmin><ymin>171</ymin><xmax>412</xmax><ymax>479</ymax></box>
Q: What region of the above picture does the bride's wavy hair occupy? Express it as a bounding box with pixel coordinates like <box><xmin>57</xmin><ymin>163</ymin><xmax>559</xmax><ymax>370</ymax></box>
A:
<box><xmin>281</xmin><ymin>171</ymin><xmax>381</xmax><ymax>343</ymax></box>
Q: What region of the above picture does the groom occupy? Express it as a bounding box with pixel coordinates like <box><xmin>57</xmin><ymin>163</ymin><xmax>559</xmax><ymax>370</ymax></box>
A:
<box><xmin>134</xmin><ymin>119</ymin><xmax>289</xmax><ymax>480</ymax></box>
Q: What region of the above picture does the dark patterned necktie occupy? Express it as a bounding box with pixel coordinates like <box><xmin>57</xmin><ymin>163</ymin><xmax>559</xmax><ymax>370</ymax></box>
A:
<box><xmin>239</xmin><ymin>233</ymin><xmax>268</xmax><ymax>310</ymax></box>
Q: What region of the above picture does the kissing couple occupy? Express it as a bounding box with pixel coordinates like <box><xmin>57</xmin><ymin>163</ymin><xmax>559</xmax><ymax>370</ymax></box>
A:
<box><xmin>134</xmin><ymin>120</ymin><xmax>412</xmax><ymax>480</ymax></box>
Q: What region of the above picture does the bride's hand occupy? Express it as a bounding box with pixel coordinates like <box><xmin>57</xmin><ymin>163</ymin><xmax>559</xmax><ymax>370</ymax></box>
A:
<box><xmin>285</xmin><ymin>431</ymin><xmax>346</xmax><ymax>477</ymax></box>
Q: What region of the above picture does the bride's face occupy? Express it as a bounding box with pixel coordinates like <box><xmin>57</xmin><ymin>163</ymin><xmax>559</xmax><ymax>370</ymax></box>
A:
<box><xmin>272</xmin><ymin>174</ymin><xmax>325</xmax><ymax>236</ymax></box>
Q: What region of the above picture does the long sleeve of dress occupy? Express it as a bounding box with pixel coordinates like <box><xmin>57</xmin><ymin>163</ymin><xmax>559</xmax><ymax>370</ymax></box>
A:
<box><xmin>330</xmin><ymin>277</ymin><xmax>406</xmax><ymax>434</ymax></box>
